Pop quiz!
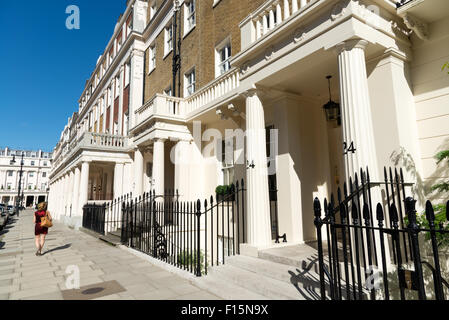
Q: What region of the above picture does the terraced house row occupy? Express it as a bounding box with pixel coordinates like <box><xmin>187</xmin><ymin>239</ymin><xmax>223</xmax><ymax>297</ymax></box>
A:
<box><xmin>49</xmin><ymin>0</ymin><xmax>449</xmax><ymax>253</ymax></box>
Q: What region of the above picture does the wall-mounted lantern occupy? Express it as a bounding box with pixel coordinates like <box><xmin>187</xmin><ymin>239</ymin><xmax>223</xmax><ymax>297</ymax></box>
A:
<box><xmin>323</xmin><ymin>75</ymin><xmax>341</xmax><ymax>126</ymax></box>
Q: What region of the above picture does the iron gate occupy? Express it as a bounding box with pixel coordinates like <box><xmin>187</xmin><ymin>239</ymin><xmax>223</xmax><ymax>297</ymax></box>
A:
<box><xmin>314</xmin><ymin>167</ymin><xmax>449</xmax><ymax>300</ymax></box>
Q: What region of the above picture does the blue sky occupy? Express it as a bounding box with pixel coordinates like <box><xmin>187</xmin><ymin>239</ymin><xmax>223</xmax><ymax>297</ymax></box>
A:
<box><xmin>0</xmin><ymin>1</ymin><xmax>127</xmax><ymax>152</ymax></box>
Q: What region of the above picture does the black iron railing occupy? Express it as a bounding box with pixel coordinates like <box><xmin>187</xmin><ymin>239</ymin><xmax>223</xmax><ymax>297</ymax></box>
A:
<box><xmin>121</xmin><ymin>181</ymin><xmax>247</xmax><ymax>276</ymax></box>
<box><xmin>82</xmin><ymin>194</ymin><xmax>132</xmax><ymax>236</ymax></box>
<box><xmin>396</xmin><ymin>0</ymin><xmax>414</xmax><ymax>8</ymax></box>
<box><xmin>314</xmin><ymin>167</ymin><xmax>449</xmax><ymax>300</ymax></box>
<box><xmin>82</xmin><ymin>203</ymin><xmax>106</xmax><ymax>235</ymax></box>
<box><xmin>82</xmin><ymin>179</ymin><xmax>285</xmax><ymax>277</ymax></box>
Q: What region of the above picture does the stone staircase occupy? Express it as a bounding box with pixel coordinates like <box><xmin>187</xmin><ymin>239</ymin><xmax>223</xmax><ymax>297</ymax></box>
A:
<box><xmin>193</xmin><ymin>243</ymin><xmax>331</xmax><ymax>300</ymax></box>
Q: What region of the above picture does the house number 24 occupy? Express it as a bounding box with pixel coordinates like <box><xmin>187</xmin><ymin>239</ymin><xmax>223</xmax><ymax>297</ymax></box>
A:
<box><xmin>343</xmin><ymin>141</ymin><xmax>357</xmax><ymax>155</ymax></box>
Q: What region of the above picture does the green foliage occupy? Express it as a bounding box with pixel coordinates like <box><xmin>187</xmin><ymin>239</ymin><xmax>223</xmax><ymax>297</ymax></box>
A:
<box><xmin>443</xmin><ymin>62</ymin><xmax>449</xmax><ymax>74</ymax></box>
<box><xmin>215</xmin><ymin>185</ymin><xmax>231</xmax><ymax>195</ymax></box>
<box><xmin>431</xmin><ymin>151</ymin><xmax>449</xmax><ymax>193</ymax></box>
<box><xmin>406</xmin><ymin>204</ymin><xmax>449</xmax><ymax>247</ymax></box>
<box><xmin>177</xmin><ymin>249</ymin><xmax>206</xmax><ymax>274</ymax></box>
<box><xmin>435</xmin><ymin>150</ymin><xmax>449</xmax><ymax>164</ymax></box>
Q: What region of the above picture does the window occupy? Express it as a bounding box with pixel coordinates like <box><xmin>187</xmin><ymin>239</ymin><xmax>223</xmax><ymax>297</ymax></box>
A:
<box><xmin>7</xmin><ymin>171</ymin><xmax>13</xmax><ymax>177</ymax></box>
<box><xmin>42</xmin><ymin>172</ymin><xmax>47</xmax><ymax>178</ymax></box>
<box><xmin>165</xmin><ymin>25</ymin><xmax>173</xmax><ymax>55</ymax></box>
<box><xmin>125</xmin><ymin>62</ymin><xmax>131</xmax><ymax>87</ymax></box>
<box><xmin>108</xmin><ymin>87</ymin><xmax>112</xmax><ymax>106</ymax></box>
<box><xmin>115</xmin><ymin>76</ymin><xmax>120</xmax><ymax>98</ymax></box>
<box><xmin>31</xmin><ymin>161</ymin><xmax>35</xmax><ymax>166</ymax></box>
<box><xmin>184</xmin><ymin>0</ymin><xmax>196</xmax><ymax>35</ymax></box>
<box><xmin>184</xmin><ymin>69</ymin><xmax>196</xmax><ymax>97</ymax></box>
<box><xmin>29</xmin><ymin>172</ymin><xmax>34</xmax><ymax>178</ymax></box>
<box><xmin>149</xmin><ymin>45</ymin><xmax>156</xmax><ymax>72</ymax></box>
<box><xmin>43</xmin><ymin>161</ymin><xmax>47</xmax><ymax>166</ymax></box>
<box><xmin>117</xmin><ymin>33</ymin><xmax>123</xmax><ymax>52</ymax></box>
<box><xmin>219</xmin><ymin>138</ymin><xmax>235</xmax><ymax>186</ymax></box>
<box><xmin>216</xmin><ymin>41</ymin><xmax>231</xmax><ymax>77</ymax></box>
<box><xmin>149</xmin><ymin>2</ymin><xmax>157</xmax><ymax>20</ymax></box>
<box><xmin>164</xmin><ymin>87</ymin><xmax>172</xmax><ymax>96</ymax></box>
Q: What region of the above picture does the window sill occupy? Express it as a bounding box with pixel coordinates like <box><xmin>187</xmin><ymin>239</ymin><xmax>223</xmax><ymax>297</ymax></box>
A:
<box><xmin>163</xmin><ymin>49</ymin><xmax>173</xmax><ymax>60</ymax></box>
<box><xmin>183</xmin><ymin>25</ymin><xmax>196</xmax><ymax>39</ymax></box>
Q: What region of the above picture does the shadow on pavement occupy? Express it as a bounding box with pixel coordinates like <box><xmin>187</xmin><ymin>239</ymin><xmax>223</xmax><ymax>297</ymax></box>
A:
<box><xmin>41</xmin><ymin>243</ymin><xmax>72</xmax><ymax>255</ymax></box>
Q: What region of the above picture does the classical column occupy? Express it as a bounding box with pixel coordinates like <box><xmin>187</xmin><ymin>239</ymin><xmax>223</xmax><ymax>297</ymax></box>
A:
<box><xmin>67</xmin><ymin>170</ymin><xmax>74</xmax><ymax>217</ymax></box>
<box><xmin>153</xmin><ymin>139</ymin><xmax>165</xmax><ymax>198</ymax></box>
<box><xmin>174</xmin><ymin>140</ymin><xmax>190</xmax><ymax>201</ymax></box>
<box><xmin>336</xmin><ymin>39</ymin><xmax>379</xmax><ymax>180</ymax></box>
<box><xmin>133</xmin><ymin>147</ymin><xmax>144</xmax><ymax>196</ymax></box>
<box><xmin>63</xmin><ymin>174</ymin><xmax>69</xmax><ymax>216</ymax></box>
<box><xmin>72</xmin><ymin>166</ymin><xmax>81</xmax><ymax>218</ymax></box>
<box><xmin>78</xmin><ymin>161</ymin><xmax>90</xmax><ymax>216</ymax></box>
<box><xmin>244</xmin><ymin>88</ymin><xmax>272</xmax><ymax>247</ymax></box>
<box><xmin>118</xmin><ymin>66</ymin><xmax>125</xmax><ymax>135</ymax></box>
<box><xmin>129</xmin><ymin>49</ymin><xmax>145</xmax><ymax>130</ymax></box>
<box><xmin>109</xmin><ymin>83</ymin><xmax>115</xmax><ymax>134</ymax></box>
<box><xmin>114</xmin><ymin>162</ymin><xmax>124</xmax><ymax>199</ymax></box>
<box><xmin>336</xmin><ymin>39</ymin><xmax>387</xmax><ymax>266</ymax></box>
<box><xmin>57</xmin><ymin>178</ymin><xmax>63</xmax><ymax>218</ymax></box>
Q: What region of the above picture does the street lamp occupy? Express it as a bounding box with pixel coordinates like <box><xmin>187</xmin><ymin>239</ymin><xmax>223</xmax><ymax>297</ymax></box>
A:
<box><xmin>10</xmin><ymin>153</ymin><xmax>24</xmax><ymax>217</ymax></box>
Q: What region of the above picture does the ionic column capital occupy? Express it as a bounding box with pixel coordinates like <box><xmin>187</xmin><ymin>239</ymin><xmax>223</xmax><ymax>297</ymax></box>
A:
<box><xmin>154</xmin><ymin>138</ymin><xmax>166</xmax><ymax>144</ymax></box>
<box><xmin>240</xmin><ymin>84</ymin><xmax>259</xmax><ymax>99</ymax></box>
<box><xmin>335</xmin><ymin>38</ymin><xmax>369</xmax><ymax>55</ymax></box>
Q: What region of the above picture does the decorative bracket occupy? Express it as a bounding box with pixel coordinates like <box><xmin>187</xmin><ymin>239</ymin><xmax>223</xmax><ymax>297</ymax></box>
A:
<box><xmin>402</xmin><ymin>13</ymin><xmax>429</xmax><ymax>40</ymax></box>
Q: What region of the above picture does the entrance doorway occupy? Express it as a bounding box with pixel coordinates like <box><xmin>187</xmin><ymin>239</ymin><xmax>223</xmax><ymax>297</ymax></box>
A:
<box><xmin>26</xmin><ymin>196</ymin><xmax>34</xmax><ymax>207</ymax></box>
<box><xmin>38</xmin><ymin>195</ymin><xmax>46</xmax><ymax>204</ymax></box>
<box><xmin>266</xmin><ymin>125</ymin><xmax>280</xmax><ymax>240</ymax></box>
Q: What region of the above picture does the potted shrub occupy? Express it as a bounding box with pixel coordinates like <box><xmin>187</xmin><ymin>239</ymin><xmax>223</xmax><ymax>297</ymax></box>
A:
<box><xmin>215</xmin><ymin>185</ymin><xmax>235</xmax><ymax>202</ymax></box>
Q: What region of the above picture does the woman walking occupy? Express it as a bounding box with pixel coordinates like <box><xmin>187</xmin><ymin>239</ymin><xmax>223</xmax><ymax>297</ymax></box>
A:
<box><xmin>34</xmin><ymin>202</ymin><xmax>52</xmax><ymax>256</ymax></box>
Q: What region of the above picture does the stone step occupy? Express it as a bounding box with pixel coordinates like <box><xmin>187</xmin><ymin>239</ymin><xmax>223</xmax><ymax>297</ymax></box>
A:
<box><xmin>207</xmin><ymin>263</ymin><xmax>311</xmax><ymax>300</ymax></box>
<box><xmin>108</xmin><ymin>229</ymin><xmax>122</xmax><ymax>238</ymax></box>
<box><xmin>227</xmin><ymin>254</ymin><xmax>323</xmax><ymax>288</ymax></box>
<box><xmin>257</xmin><ymin>243</ymin><xmax>326</xmax><ymax>274</ymax></box>
<box><xmin>99</xmin><ymin>234</ymin><xmax>121</xmax><ymax>246</ymax></box>
<box><xmin>192</xmin><ymin>274</ymin><xmax>271</xmax><ymax>300</ymax></box>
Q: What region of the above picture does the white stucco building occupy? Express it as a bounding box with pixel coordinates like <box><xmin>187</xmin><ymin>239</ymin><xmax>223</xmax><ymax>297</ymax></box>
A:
<box><xmin>0</xmin><ymin>148</ymin><xmax>52</xmax><ymax>207</ymax></box>
<box><xmin>49</xmin><ymin>0</ymin><xmax>449</xmax><ymax>254</ymax></box>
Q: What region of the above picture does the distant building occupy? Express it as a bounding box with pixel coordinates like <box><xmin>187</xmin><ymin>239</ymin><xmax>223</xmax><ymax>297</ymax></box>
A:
<box><xmin>0</xmin><ymin>147</ymin><xmax>52</xmax><ymax>207</ymax></box>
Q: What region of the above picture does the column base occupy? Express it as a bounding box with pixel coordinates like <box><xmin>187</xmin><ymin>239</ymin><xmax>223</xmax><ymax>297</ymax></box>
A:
<box><xmin>62</xmin><ymin>216</ymin><xmax>82</xmax><ymax>230</ymax></box>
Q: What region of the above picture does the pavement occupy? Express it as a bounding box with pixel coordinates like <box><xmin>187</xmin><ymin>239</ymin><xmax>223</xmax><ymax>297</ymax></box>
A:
<box><xmin>0</xmin><ymin>210</ymin><xmax>221</xmax><ymax>300</ymax></box>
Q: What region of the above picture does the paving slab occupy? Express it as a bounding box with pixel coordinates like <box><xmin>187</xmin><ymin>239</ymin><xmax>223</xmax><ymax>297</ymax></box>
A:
<box><xmin>1</xmin><ymin>210</ymin><xmax>224</xmax><ymax>300</ymax></box>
